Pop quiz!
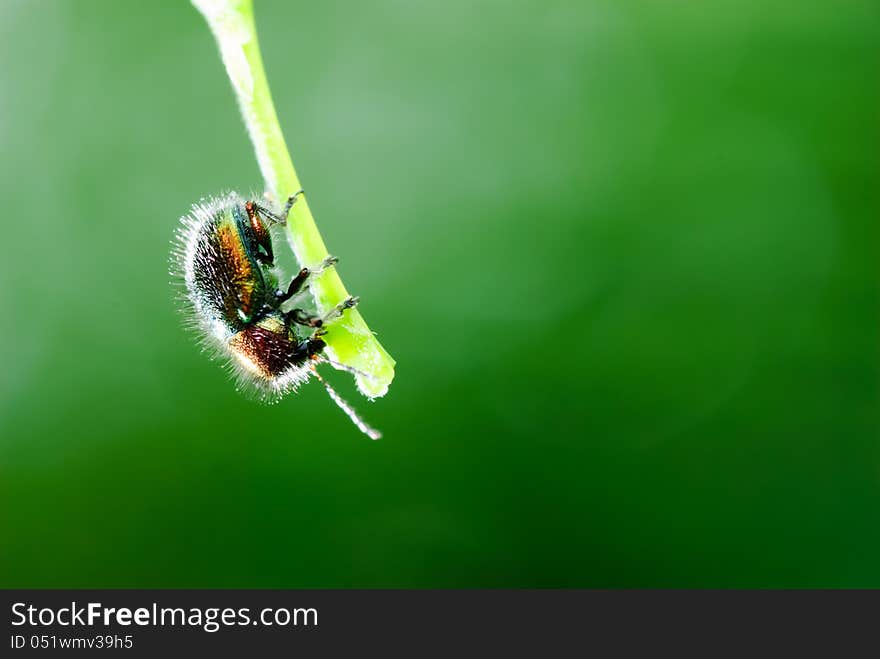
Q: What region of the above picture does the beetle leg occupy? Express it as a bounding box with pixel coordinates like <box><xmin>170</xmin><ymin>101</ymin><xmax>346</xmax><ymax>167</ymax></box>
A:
<box><xmin>275</xmin><ymin>255</ymin><xmax>339</xmax><ymax>304</ymax></box>
<box><xmin>285</xmin><ymin>307</ymin><xmax>323</xmax><ymax>328</ymax></box>
<box><xmin>321</xmin><ymin>296</ymin><xmax>359</xmax><ymax>324</ymax></box>
<box><xmin>280</xmin><ymin>189</ymin><xmax>305</xmax><ymax>219</ymax></box>
<box><xmin>255</xmin><ymin>242</ymin><xmax>274</xmax><ymax>266</ymax></box>
<box><xmin>284</xmin><ymin>294</ymin><xmax>357</xmax><ymax>329</ymax></box>
<box><xmin>276</xmin><ymin>267</ymin><xmax>310</xmax><ymax>304</ymax></box>
<box><xmin>305</xmin><ymin>335</ymin><xmax>327</xmax><ymax>358</ymax></box>
<box><xmin>257</xmin><ymin>189</ymin><xmax>305</xmax><ymax>225</ymax></box>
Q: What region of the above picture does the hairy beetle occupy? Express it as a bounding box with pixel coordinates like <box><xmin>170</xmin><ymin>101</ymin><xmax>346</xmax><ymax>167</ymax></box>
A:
<box><xmin>171</xmin><ymin>190</ymin><xmax>380</xmax><ymax>439</ymax></box>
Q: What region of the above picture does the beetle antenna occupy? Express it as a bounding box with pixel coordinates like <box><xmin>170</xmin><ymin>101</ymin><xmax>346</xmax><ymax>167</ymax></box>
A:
<box><xmin>310</xmin><ymin>367</ymin><xmax>382</xmax><ymax>440</ymax></box>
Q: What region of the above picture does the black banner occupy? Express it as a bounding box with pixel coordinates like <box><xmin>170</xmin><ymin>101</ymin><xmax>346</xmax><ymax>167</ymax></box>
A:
<box><xmin>0</xmin><ymin>590</ymin><xmax>873</xmax><ymax>655</ymax></box>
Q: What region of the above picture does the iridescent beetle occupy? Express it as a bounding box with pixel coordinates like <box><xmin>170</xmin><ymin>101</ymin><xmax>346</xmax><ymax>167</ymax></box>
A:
<box><xmin>171</xmin><ymin>190</ymin><xmax>381</xmax><ymax>439</ymax></box>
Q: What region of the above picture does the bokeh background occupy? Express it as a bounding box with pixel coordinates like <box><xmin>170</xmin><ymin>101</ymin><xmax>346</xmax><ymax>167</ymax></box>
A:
<box><xmin>0</xmin><ymin>0</ymin><xmax>877</xmax><ymax>587</ymax></box>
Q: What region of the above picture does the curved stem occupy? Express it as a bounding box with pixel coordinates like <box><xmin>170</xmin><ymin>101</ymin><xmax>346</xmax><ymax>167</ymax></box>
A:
<box><xmin>192</xmin><ymin>0</ymin><xmax>394</xmax><ymax>398</ymax></box>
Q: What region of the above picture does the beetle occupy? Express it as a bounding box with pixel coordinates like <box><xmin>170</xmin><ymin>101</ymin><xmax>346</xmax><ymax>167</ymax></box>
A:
<box><xmin>171</xmin><ymin>190</ymin><xmax>381</xmax><ymax>439</ymax></box>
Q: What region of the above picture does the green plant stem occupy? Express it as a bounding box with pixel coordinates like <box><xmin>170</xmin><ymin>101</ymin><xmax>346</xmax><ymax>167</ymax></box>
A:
<box><xmin>192</xmin><ymin>0</ymin><xmax>394</xmax><ymax>398</ymax></box>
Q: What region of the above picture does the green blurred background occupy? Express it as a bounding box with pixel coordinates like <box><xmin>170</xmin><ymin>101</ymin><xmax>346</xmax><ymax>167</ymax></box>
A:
<box><xmin>0</xmin><ymin>0</ymin><xmax>877</xmax><ymax>587</ymax></box>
